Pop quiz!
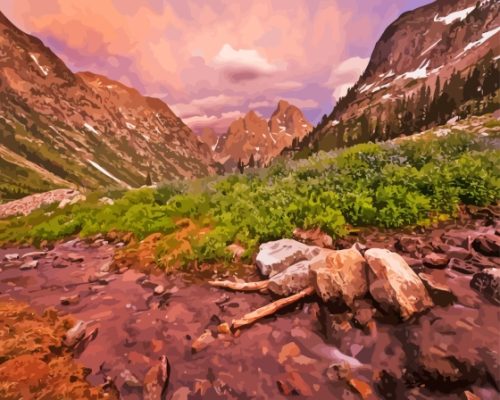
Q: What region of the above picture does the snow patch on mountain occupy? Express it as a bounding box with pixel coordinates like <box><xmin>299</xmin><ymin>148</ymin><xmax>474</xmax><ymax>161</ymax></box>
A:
<box><xmin>29</xmin><ymin>53</ymin><xmax>49</xmax><ymax>76</ymax></box>
<box><xmin>463</xmin><ymin>26</ymin><xmax>500</xmax><ymax>53</ymax></box>
<box><xmin>434</xmin><ymin>6</ymin><xmax>475</xmax><ymax>25</ymax></box>
<box><xmin>87</xmin><ymin>159</ymin><xmax>129</xmax><ymax>187</ymax></box>
<box><xmin>422</xmin><ymin>39</ymin><xmax>441</xmax><ymax>56</ymax></box>
<box><xmin>83</xmin><ymin>123</ymin><xmax>100</xmax><ymax>136</ymax></box>
<box><xmin>401</xmin><ymin>59</ymin><xmax>430</xmax><ymax>80</ymax></box>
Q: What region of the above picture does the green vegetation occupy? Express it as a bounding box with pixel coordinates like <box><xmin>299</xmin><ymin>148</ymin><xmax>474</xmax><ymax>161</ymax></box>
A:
<box><xmin>0</xmin><ymin>130</ymin><xmax>499</xmax><ymax>268</ymax></box>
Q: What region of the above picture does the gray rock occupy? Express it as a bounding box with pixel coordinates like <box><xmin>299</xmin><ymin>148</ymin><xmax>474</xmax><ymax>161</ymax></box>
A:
<box><xmin>268</xmin><ymin>260</ymin><xmax>311</xmax><ymax>296</ymax></box>
<box><xmin>20</xmin><ymin>260</ymin><xmax>38</xmax><ymax>270</ymax></box>
<box><xmin>4</xmin><ymin>253</ymin><xmax>19</xmax><ymax>261</ymax></box>
<box><xmin>365</xmin><ymin>248</ymin><xmax>433</xmax><ymax>320</ymax></box>
<box><xmin>256</xmin><ymin>239</ymin><xmax>320</xmax><ymax>277</ymax></box>
<box><xmin>63</xmin><ymin>320</ymin><xmax>86</xmax><ymax>347</ymax></box>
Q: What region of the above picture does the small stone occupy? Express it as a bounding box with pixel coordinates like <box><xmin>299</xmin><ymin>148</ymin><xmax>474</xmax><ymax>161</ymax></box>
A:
<box><xmin>4</xmin><ymin>253</ymin><xmax>19</xmax><ymax>261</ymax></box>
<box><xmin>277</xmin><ymin>371</ymin><xmax>313</xmax><ymax>397</ymax></box>
<box><xmin>63</xmin><ymin>320</ymin><xmax>86</xmax><ymax>347</ymax></box>
<box><xmin>278</xmin><ymin>342</ymin><xmax>301</xmax><ymax>364</ymax></box>
<box><xmin>192</xmin><ymin>330</ymin><xmax>215</xmax><ymax>353</ymax></box>
<box><xmin>154</xmin><ymin>285</ymin><xmax>165</xmax><ymax>295</ymax></box>
<box><xmin>423</xmin><ymin>252</ymin><xmax>450</xmax><ymax>268</ymax></box>
<box><xmin>171</xmin><ymin>387</ymin><xmax>191</xmax><ymax>400</ymax></box>
<box><xmin>194</xmin><ymin>379</ymin><xmax>212</xmax><ymax>396</ymax></box>
<box><xmin>120</xmin><ymin>369</ymin><xmax>141</xmax><ymax>388</ymax></box>
<box><xmin>464</xmin><ymin>390</ymin><xmax>481</xmax><ymax>400</ymax></box>
<box><xmin>217</xmin><ymin>323</ymin><xmax>231</xmax><ymax>334</ymax></box>
<box><xmin>326</xmin><ymin>362</ymin><xmax>352</xmax><ymax>382</ymax></box>
<box><xmin>60</xmin><ymin>294</ymin><xmax>80</xmax><ymax>305</ymax></box>
<box><xmin>348</xmin><ymin>378</ymin><xmax>374</xmax><ymax>400</ymax></box>
<box><xmin>20</xmin><ymin>260</ymin><xmax>38</xmax><ymax>270</ymax></box>
<box><xmin>64</xmin><ymin>253</ymin><xmax>84</xmax><ymax>262</ymax></box>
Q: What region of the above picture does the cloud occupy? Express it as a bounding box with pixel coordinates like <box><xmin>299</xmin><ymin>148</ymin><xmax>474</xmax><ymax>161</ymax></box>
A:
<box><xmin>248</xmin><ymin>100</ymin><xmax>274</xmax><ymax>109</ymax></box>
<box><xmin>182</xmin><ymin>110</ymin><xmax>244</xmax><ymax>132</ymax></box>
<box><xmin>171</xmin><ymin>94</ymin><xmax>243</xmax><ymax>118</ymax></box>
<box><xmin>274</xmin><ymin>81</ymin><xmax>303</xmax><ymax>90</ymax></box>
<box><xmin>327</xmin><ymin>56</ymin><xmax>369</xmax><ymax>100</ymax></box>
<box><xmin>212</xmin><ymin>44</ymin><xmax>281</xmax><ymax>82</ymax></box>
<box><xmin>283</xmin><ymin>98</ymin><xmax>319</xmax><ymax>109</ymax></box>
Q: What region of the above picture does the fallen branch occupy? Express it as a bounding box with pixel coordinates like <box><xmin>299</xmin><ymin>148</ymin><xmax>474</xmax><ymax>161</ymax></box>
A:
<box><xmin>232</xmin><ymin>286</ymin><xmax>315</xmax><ymax>329</ymax></box>
<box><xmin>208</xmin><ymin>279</ymin><xmax>269</xmax><ymax>291</ymax></box>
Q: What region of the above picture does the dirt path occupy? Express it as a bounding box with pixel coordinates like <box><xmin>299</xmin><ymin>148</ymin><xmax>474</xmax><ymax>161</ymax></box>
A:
<box><xmin>0</xmin><ymin>211</ymin><xmax>499</xmax><ymax>399</ymax></box>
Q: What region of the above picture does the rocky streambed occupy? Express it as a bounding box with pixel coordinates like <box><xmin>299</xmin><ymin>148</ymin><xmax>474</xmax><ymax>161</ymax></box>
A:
<box><xmin>0</xmin><ymin>208</ymin><xmax>499</xmax><ymax>399</ymax></box>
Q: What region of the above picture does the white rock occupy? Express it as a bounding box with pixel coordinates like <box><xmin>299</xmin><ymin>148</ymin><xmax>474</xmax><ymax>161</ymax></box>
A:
<box><xmin>20</xmin><ymin>260</ymin><xmax>38</xmax><ymax>270</ymax></box>
<box><xmin>256</xmin><ymin>239</ymin><xmax>320</xmax><ymax>277</ymax></box>
<box><xmin>365</xmin><ymin>248</ymin><xmax>433</xmax><ymax>320</ymax></box>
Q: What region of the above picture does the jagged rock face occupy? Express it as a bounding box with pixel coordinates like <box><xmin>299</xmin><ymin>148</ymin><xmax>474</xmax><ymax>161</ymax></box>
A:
<box><xmin>0</xmin><ymin>11</ymin><xmax>214</xmax><ymax>191</ymax></box>
<box><xmin>304</xmin><ymin>0</ymin><xmax>500</xmax><ymax>148</ymax></box>
<box><xmin>212</xmin><ymin>100</ymin><xmax>312</xmax><ymax>167</ymax></box>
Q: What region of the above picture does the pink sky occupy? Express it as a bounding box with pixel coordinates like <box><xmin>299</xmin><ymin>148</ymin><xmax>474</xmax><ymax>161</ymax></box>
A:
<box><xmin>2</xmin><ymin>0</ymin><xmax>431</xmax><ymax>132</ymax></box>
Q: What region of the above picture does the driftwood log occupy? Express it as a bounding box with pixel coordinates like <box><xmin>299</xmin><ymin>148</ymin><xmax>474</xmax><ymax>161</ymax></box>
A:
<box><xmin>208</xmin><ymin>279</ymin><xmax>269</xmax><ymax>291</ymax></box>
<box><xmin>231</xmin><ymin>286</ymin><xmax>315</xmax><ymax>329</ymax></box>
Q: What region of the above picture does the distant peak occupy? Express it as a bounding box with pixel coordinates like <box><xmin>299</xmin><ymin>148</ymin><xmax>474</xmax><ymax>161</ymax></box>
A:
<box><xmin>277</xmin><ymin>99</ymin><xmax>290</xmax><ymax>110</ymax></box>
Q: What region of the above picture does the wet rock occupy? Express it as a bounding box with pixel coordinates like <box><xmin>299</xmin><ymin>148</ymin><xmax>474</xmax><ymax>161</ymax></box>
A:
<box><xmin>326</xmin><ymin>361</ymin><xmax>352</xmax><ymax>382</ymax></box>
<box><xmin>120</xmin><ymin>369</ymin><xmax>141</xmax><ymax>389</ymax></box>
<box><xmin>318</xmin><ymin>305</ymin><xmax>353</xmax><ymax>344</ymax></box>
<box><xmin>192</xmin><ymin>330</ymin><xmax>215</xmax><ymax>353</ymax></box>
<box><xmin>60</xmin><ymin>294</ymin><xmax>80</xmax><ymax>306</ymax></box>
<box><xmin>256</xmin><ymin>239</ymin><xmax>320</xmax><ymax>277</ymax></box>
<box><xmin>20</xmin><ymin>260</ymin><xmax>38</xmax><ymax>270</ymax></box>
<box><xmin>309</xmin><ymin>247</ymin><xmax>368</xmax><ymax>307</ymax></box>
<box><xmin>423</xmin><ymin>252</ymin><xmax>450</xmax><ymax>269</ymax></box>
<box><xmin>395</xmin><ymin>236</ymin><xmax>424</xmax><ymax>255</ymax></box>
<box><xmin>348</xmin><ymin>378</ymin><xmax>374</xmax><ymax>400</ymax></box>
<box><xmin>445</xmin><ymin>246</ymin><xmax>472</xmax><ymax>260</ymax></box>
<box><xmin>472</xmin><ymin>234</ymin><xmax>500</xmax><ymax>257</ymax></box>
<box><xmin>470</xmin><ymin>268</ymin><xmax>500</xmax><ymax>305</ymax></box>
<box><xmin>20</xmin><ymin>251</ymin><xmax>47</xmax><ymax>260</ymax></box>
<box><xmin>418</xmin><ymin>273</ymin><xmax>456</xmax><ymax>306</ymax></box>
<box><xmin>153</xmin><ymin>285</ymin><xmax>165</xmax><ymax>295</ymax></box>
<box><xmin>277</xmin><ymin>371</ymin><xmax>313</xmax><ymax>396</ymax></box>
<box><xmin>217</xmin><ymin>323</ymin><xmax>231</xmax><ymax>334</ymax></box>
<box><xmin>449</xmin><ymin>258</ymin><xmax>477</xmax><ymax>275</ymax></box>
<box><xmin>278</xmin><ymin>342</ymin><xmax>301</xmax><ymax>364</ymax></box>
<box><xmin>63</xmin><ymin>320</ymin><xmax>86</xmax><ymax>347</ymax></box>
<box><xmin>64</xmin><ymin>253</ymin><xmax>84</xmax><ymax>263</ymax></box>
<box><xmin>293</xmin><ymin>227</ymin><xmax>333</xmax><ymax>248</ymax></box>
<box><xmin>401</xmin><ymin>256</ymin><xmax>424</xmax><ymax>272</ymax></box>
<box><xmin>194</xmin><ymin>379</ymin><xmax>212</xmax><ymax>396</ymax></box>
<box><xmin>143</xmin><ymin>355</ymin><xmax>170</xmax><ymax>400</ymax></box>
<box><xmin>4</xmin><ymin>253</ymin><xmax>19</xmax><ymax>261</ymax></box>
<box><xmin>352</xmin><ymin>299</ymin><xmax>376</xmax><ymax>328</ymax></box>
<box><xmin>365</xmin><ymin>248</ymin><xmax>433</xmax><ymax>320</ymax></box>
<box><xmin>268</xmin><ymin>260</ymin><xmax>311</xmax><ymax>296</ymax></box>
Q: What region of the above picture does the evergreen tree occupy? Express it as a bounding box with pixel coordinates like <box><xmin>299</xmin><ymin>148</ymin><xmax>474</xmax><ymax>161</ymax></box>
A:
<box><xmin>248</xmin><ymin>153</ymin><xmax>255</xmax><ymax>168</ymax></box>
<box><xmin>145</xmin><ymin>171</ymin><xmax>152</xmax><ymax>186</ymax></box>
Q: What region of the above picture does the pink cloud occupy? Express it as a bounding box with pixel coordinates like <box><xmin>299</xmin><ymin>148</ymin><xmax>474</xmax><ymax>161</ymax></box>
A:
<box><xmin>2</xmin><ymin>0</ymin><xmax>431</xmax><ymax>130</ymax></box>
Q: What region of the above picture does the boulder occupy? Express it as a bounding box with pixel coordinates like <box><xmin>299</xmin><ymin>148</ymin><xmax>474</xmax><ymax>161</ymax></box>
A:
<box><xmin>268</xmin><ymin>260</ymin><xmax>311</xmax><ymax>296</ymax></box>
<box><xmin>423</xmin><ymin>252</ymin><xmax>449</xmax><ymax>269</ymax></box>
<box><xmin>309</xmin><ymin>247</ymin><xmax>368</xmax><ymax>307</ymax></box>
<box><xmin>63</xmin><ymin>320</ymin><xmax>86</xmax><ymax>347</ymax></box>
<box><xmin>365</xmin><ymin>248</ymin><xmax>433</xmax><ymax>320</ymax></box>
<box><xmin>472</xmin><ymin>234</ymin><xmax>500</xmax><ymax>257</ymax></box>
<box><xmin>470</xmin><ymin>268</ymin><xmax>500</xmax><ymax>305</ymax></box>
<box><xmin>256</xmin><ymin>239</ymin><xmax>320</xmax><ymax>277</ymax></box>
<box><xmin>418</xmin><ymin>273</ymin><xmax>455</xmax><ymax>306</ymax></box>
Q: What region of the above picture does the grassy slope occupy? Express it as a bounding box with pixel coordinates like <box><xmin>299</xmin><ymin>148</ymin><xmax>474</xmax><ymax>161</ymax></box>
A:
<box><xmin>0</xmin><ymin>115</ymin><xmax>499</xmax><ymax>269</ymax></box>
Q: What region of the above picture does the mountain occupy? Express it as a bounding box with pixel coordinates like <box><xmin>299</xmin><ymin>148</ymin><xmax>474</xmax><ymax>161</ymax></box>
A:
<box><xmin>0</xmin><ymin>11</ymin><xmax>214</xmax><ymax>199</ymax></box>
<box><xmin>292</xmin><ymin>0</ymin><xmax>500</xmax><ymax>155</ymax></box>
<box><xmin>198</xmin><ymin>127</ymin><xmax>220</xmax><ymax>151</ymax></box>
<box><xmin>209</xmin><ymin>100</ymin><xmax>312</xmax><ymax>169</ymax></box>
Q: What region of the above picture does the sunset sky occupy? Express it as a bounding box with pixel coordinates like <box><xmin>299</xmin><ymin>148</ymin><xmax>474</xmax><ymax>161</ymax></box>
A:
<box><xmin>2</xmin><ymin>0</ymin><xmax>431</xmax><ymax>132</ymax></box>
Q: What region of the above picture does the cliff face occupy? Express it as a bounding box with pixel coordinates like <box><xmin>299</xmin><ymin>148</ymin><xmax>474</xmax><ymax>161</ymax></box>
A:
<box><xmin>209</xmin><ymin>100</ymin><xmax>312</xmax><ymax>168</ymax></box>
<box><xmin>296</xmin><ymin>0</ymin><xmax>499</xmax><ymax>154</ymax></box>
<box><xmin>0</xmin><ymin>11</ymin><xmax>214</xmax><ymax>194</ymax></box>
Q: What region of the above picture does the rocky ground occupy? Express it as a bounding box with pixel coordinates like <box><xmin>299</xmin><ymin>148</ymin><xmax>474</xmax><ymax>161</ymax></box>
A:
<box><xmin>0</xmin><ymin>207</ymin><xmax>499</xmax><ymax>399</ymax></box>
